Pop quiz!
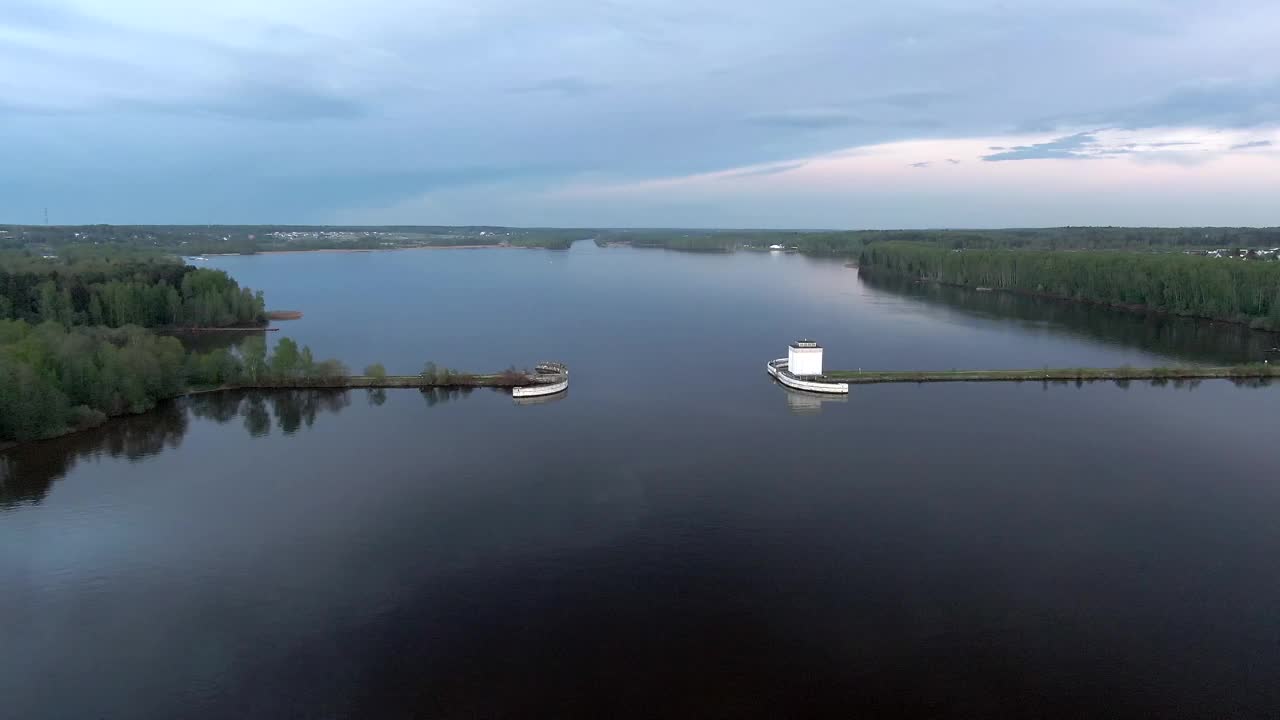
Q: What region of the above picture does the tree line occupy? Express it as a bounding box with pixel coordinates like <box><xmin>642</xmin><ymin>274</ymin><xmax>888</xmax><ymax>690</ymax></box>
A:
<box><xmin>11</xmin><ymin>224</ymin><xmax>1280</xmax><ymax>258</ymax></box>
<box><xmin>2</xmin><ymin>224</ymin><xmax>589</xmax><ymax>254</ymax></box>
<box><xmin>0</xmin><ymin>321</ymin><xmax>347</xmax><ymax>443</ymax></box>
<box><xmin>860</xmin><ymin>243</ymin><xmax>1280</xmax><ymax>330</ymax></box>
<box><xmin>0</xmin><ymin>254</ymin><xmax>265</xmax><ymax>328</ymax></box>
<box><xmin>598</xmin><ymin>227</ymin><xmax>1280</xmax><ymax>255</ymax></box>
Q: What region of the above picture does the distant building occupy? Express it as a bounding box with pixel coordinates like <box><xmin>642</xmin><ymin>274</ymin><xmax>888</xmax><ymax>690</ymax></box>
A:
<box><xmin>788</xmin><ymin>340</ymin><xmax>824</xmax><ymax>377</ymax></box>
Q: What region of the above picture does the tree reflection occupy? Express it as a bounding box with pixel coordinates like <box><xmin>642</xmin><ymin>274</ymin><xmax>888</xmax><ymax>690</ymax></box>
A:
<box><xmin>244</xmin><ymin>394</ymin><xmax>272</xmax><ymax>437</ymax></box>
<box><xmin>420</xmin><ymin>386</ymin><xmax>476</xmax><ymax>407</ymax></box>
<box><xmin>1</xmin><ymin>401</ymin><xmax>188</xmax><ymax>508</ymax></box>
<box><xmin>1</xmin><ymin>389</ymin><xmax>354</xmax><ymax>509</ymax></box>
<box><xmin>859</xmin><ymin>272</ymin><xmax>1280</xmax><ymax>365</ymax></box>
<box><xmin>272</xmin><ymin>390</ymin><xmax>352</xmax><ymax>434</ymax></box>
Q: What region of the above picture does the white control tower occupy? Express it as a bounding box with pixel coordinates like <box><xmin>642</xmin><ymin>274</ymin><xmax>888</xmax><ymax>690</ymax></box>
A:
<box><xmin>788</xmin><ymin>340</ymin><xmax>824</xmax><ymax>377</ymax></box>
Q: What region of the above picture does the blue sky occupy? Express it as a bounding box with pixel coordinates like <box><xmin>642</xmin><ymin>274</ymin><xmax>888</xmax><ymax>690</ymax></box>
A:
<box><xmin>2</xmin><ymin>0</ymin><xmax>1279</xmax><ymax>227</ymax></box>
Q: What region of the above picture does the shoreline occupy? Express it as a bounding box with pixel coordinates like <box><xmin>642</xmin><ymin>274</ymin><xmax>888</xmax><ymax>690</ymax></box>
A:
<box><xmin>1</xmin><ymin>373</ymin><xmax>547</xmax><ymax>451</ymax></box>
<box><xmin>206</xmin><ymin>244</ymin><xmax>529</xmax><ymax>256</ymax></box>
<box><xmin>858</xmin><ymin>268</ymin><xmax>1280</xmax><ymax>336</ymax></box>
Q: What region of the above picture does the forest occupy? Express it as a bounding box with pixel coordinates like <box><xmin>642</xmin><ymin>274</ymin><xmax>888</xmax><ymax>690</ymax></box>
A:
<box><xmin>0</xmin><ymin>224</ymin><xmax>588</xmax><ymax>254</ymax></box>
<box><xmin>596</xmin><ymin>226</ymin><xmax>1280</xmax><ymax>255</ymax></box>
<box><xmin>0</xmin><ymin>252</ymin><xmax>265</xmax><ymax>328</ymax></box>
<box><xmin>0</xmin><ymin>321</ymin><xmax>347</xmax><ymax>443</ymax></box>
<box><xmin>9</xmin><ymin>224</ymin><xmax>1280</xmax><ymax>257</ymax></box>
<box><xmin>860</xmin><ymin>243</ymin><xmax>1280</xmax><ymax>330</ymax></box>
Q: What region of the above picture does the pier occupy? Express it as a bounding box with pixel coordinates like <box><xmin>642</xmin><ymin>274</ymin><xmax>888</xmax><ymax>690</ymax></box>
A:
<box><xmin>512</xmin><ymin>362</ymin><xmax>569</xmax><ymax>398</ymax></box>
<box><xmin>766</xmin><ymin>339</ymin><xmax>1279</xmax><ymax>390</ymax></box>
<box><xmin>766</xmin><ymin>341</ymin><xmax>850</xmax><ymax>393</ymax></box>
<box><xmin>187</xmin><ymin>361</ymin><xmax>570</xmax><ymax>397</ymax></box>
<box><xmin>822</xmin><ymin>365</ymin><xmax>1280</xmax><ymax>385</ymax></box>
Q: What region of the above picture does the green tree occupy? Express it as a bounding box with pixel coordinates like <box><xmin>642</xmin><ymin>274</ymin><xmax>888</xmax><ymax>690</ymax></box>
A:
<box><xmin>241</xmin><ymin>335</ymin><xmax>268</xmax><ymax>383</ymax></box>
<box><xmin>421</xmin><ymin>361</ymin><xmax>438</xmax><ymax>384</ymax></box>
<box><xmin>270</xmin><ymin>337</ymin><xmax>301</xmax><ymax>379</ymax></box>
<box><xmin>87</xmin><ymin>294</ymin><xmax>103</xmax><ymax>325</ymax></box>
<box><xmin>315</xmin><ymin>359</ymin><xmax>348</xmax><ymax>379</ymax></box>
<box><xmin>299</xmin><ymin>345</ymin><xmax>315</xmax><ymax>376</ymax></box>
<box><xmin>364</xmin><ymin>362</ymin><xmax>387</xmax><ymax>379</ymax></box>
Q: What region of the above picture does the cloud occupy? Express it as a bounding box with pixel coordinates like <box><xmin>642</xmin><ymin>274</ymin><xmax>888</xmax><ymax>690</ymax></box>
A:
<box><xmin>864</xmin><ymin>90</ymin><xmax>957</xmax><ymax>110</ymax></box>
<box><xmin>746</xmin><ymin>109</ymin><xmax>863</xmax><ymax>129</ymax></box>
<box><xmin>1230</xmin><ymin>140</ymin><xmax>1273</xmax><ymax>150</ymax></box>
<box><xmin>0</xmin><ymin>0</ymin><xmax>103</xmax><ymax>31</ymax></box>
<box><xmin>982</xmin><ymin>132</ymin><xmax>1101</xmax><ymax>161</ymax></box>
<box><xmin>109</xmin><ymin>83</ymin><xmax>366</xmax><ymax>122</ymax></box>
<box><xmin>507</xmin><ymin>76</ymin><xmax>605</xmax><ymax>97</ymax></box>
<box><xmin>1124</xmin><ymin>81</ymin><xmax>1280</xmax><ymax>128</ymax></box>
<box><xmin>5</xmin><ymin>0</ymin><xmax>1280</xmax><ymax>224</ymax></box>
<box><xmin>1129</xmin><ymin>151</ymin><xmax>1215</xmax><ymax>167</ymax></box>
<box><xmin>1041</xmin><ymin>79</ymin><xmax>1280</xmax><ymax>132</ymax></box>
<box><xmin>722</xmin><ymin>161</ymin><xmax>807</xmax><ymax>179</ymax></box>
<box><xmin>908</xmin><ymin>158</ymin><xmax>959</xmax><ymax>168</ymax></box>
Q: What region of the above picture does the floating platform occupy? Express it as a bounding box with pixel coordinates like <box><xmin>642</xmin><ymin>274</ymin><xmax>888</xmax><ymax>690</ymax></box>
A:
<box><xmin>512</xmin><ymin>362</ymin><xmax>569</xmax><ymax>398</ymax></box>
<box><xmin>767</xmin><ymin>358</ymin><xmax>850</xmax><ymax>394</ymax></box>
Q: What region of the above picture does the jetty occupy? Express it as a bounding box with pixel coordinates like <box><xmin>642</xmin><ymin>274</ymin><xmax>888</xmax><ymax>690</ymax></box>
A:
<box><xmin>767</xmin><ymin>340</ymin><xmax>850</xmax><ymax>394</ymax></box>
<box><xmin>188</xmin><ymin>362</ymin><xmax>570</xmax><ymax>397</ymax></box>
<box><xmin>512</xmin><ymin>362</ymin><xmax>569</xmax><ymax>398</ymax></box>
<box><xmin>823</xmin><ymin>365</ymin><xmax>1280</xmax><ymax>385</ymax></box>
<box><xmin>766</xmin><ymin>339</ymin><xmax>1279</xmax><ymax>390</ymax></box>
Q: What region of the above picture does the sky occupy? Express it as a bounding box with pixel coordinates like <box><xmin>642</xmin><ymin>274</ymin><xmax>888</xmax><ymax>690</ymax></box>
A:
<box><xmin>3</xmin><ymin>0</ymin><xmax>1279</xmax><ymax>228</ymax></box>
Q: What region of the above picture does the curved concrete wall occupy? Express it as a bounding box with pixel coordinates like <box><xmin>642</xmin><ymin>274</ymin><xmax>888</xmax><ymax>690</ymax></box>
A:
<box><xmin>512</xmin><ymin>378</ymin><xmax>569</xmax><ymax>398</ymax></box>
<box><xmin>767</xmin><ymin>360</ymin><xmax>849</xmax><ymax>394</ymax></box>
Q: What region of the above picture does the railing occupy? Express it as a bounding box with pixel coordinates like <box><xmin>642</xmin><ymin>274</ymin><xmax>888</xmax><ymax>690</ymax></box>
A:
<box><xmin>515</xmin><ymin>361</ymin><xmax>569</xmax><ymax>397</ymax></box>
<box><xmin>766</xmin><ymin>358</ymin><xmax>849</xmax><ymax>394</ymax></box>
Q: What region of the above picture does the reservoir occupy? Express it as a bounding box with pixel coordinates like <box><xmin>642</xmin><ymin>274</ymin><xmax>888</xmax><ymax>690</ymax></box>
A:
<box><xmin>3</xmin><ymin>243</ymin><xmax>1279</xmax><ymax>718</ymax></box>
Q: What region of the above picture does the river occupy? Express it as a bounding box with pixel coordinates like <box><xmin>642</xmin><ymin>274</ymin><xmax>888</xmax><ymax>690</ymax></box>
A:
<box><xmin>3</xmin><ymin>243</ymin><xmax>1279</xmax><ymax>718</ymax></box>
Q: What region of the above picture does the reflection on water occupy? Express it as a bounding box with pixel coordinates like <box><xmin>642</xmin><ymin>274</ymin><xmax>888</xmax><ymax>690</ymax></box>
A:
<box><xmin>167</xmin><ymin>328</ymin><xmax>267</xmax><ymax>355</ymax></box>
<box><xmin>190</xmin><ymin>390</ymin><xmax>351</xmax><ymax>438</ymax></box>
<box><xmin>777</xmin><ymin>384</ymin><xmax>849</xmax><ymax>414</ymax></box>
<box><xmin>421</xmin><ymin>385</ymin><xmax>485</xmax><ymax>407</ymax></box>
<box><xmin>859</xmin><ymin>272</ymin><xmax>1280</xmax><ymax>364</ymax></box>
<box><xmin>1</xmin><ymin>387</ymin><xmax>531</xmax><ymax>509</ymax></box>
<box><xmin>0</xmin><ymin>390</ymin><xmax>351</xmax><ymax>508</ymax></box>
<box><xmin>1</xmin><ymin>401</ymin><xmax>187</xmax><ymax>508</ymax></box>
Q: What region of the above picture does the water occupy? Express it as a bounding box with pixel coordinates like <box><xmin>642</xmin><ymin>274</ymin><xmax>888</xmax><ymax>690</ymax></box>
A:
<box><xmin>3</xmin><ymin>244</ymin><xmax>1279</xmax><ymax>718</ymax></box>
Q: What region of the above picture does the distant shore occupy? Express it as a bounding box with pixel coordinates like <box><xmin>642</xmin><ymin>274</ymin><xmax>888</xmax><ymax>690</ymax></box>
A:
<box><xmin>207</xmin><ymin>244</ymin><xmax>517</xmax><ymax>256</ymax></box>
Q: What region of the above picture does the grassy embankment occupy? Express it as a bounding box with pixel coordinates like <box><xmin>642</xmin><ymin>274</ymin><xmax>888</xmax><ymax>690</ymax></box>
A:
<box><xmin>824</xmin><ymin>365</ymin><xmax>1280</xmax><ymax>384</ymax></box>
<box><xmin>185</xmin><ymin>373</ymin><xmax>527</xmax><ymax>394</ymax></box>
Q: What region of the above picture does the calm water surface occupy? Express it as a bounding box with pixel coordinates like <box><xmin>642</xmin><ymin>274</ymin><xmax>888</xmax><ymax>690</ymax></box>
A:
<box><xmin>3</xmin><ymin>244</ymin><xmax>1279</xmax><ymax>718</ymax></box>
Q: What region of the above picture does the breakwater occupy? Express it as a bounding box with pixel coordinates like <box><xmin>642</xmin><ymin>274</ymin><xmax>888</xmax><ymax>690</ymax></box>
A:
<box><xmin>823</xmin><ymin>365</ymin><xmax>1280</xmax><ymax>385</ymax></box>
